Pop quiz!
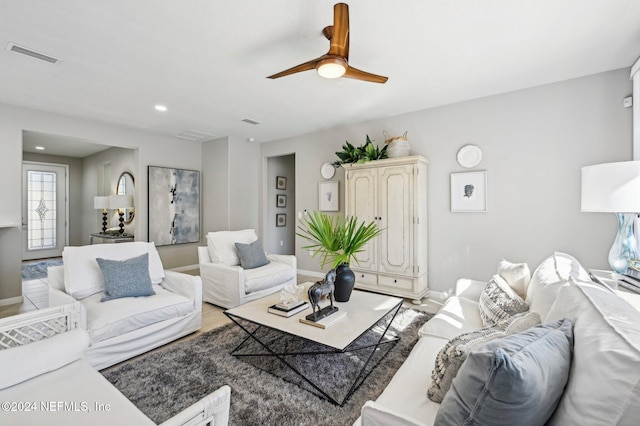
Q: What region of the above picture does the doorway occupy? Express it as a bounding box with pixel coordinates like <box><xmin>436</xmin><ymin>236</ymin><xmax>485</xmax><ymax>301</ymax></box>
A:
<box><xmin>266</xmin><ymin>154</ymin><xmax>295</xmax><ymax>255</ymax></box>
<box><xmin>22</xmin><ymin>162</ymin><xmax>68</xmax><ymax>260</ymax></box>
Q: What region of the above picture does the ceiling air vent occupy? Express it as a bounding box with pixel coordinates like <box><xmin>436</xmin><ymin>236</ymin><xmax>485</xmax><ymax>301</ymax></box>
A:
<box><xmin>7</xmin><ymin>42</ymin><xmax>60</xmax><ymax>64</ymax></box>
<box><xmin>242</xmin><ymin>118</ymin><xmax>262</xmax><ymax>125</ymax></box>
<box><xmin>175</xmin><ymin>130</ymin><xmax>216</xmax><ymax>142</ymax></box>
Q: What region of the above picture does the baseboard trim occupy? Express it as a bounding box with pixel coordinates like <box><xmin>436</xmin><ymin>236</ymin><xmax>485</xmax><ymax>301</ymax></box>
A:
<box><xmin>0</xmin><ymin>296</ymin><xmax>24</xmax><ymax>306</ymax></box>
<box><xmin>169</xmin><ymin>264</ymin><xmax>199</xmax><ymax>273</ymax></box>
<box><xmin>426</xmin><ymin>289</ymin><xmax>448</xmax><ymax>302</ymax></box>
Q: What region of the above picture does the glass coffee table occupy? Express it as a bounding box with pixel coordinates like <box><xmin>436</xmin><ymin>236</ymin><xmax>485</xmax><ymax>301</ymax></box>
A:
<box><xmin>224</xmin><ymin>283</ymin><xmax>403</xmax><ymax>405</ymax></box>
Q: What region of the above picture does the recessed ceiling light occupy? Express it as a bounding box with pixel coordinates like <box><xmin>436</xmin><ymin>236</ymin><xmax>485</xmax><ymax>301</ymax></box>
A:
<box><xmin>35</xmin><ymin>146</ymin><xmax>45</xmax><ymax>150</ymax></box>
<box><xmin>155</xmin><ymin>105</ymin><xmax>168</xmax><ymax>112</ymax></box>
<box><xmin>247</xmin><ymin>138</ymin><xmax>256</xmax><ymax>142</ymax></box>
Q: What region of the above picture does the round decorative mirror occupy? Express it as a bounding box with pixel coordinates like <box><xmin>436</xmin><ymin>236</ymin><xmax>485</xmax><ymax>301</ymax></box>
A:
<box><xmin>116</xmin><ymin>172</ymin><xmax>135</xmax><ymax>224</ymax></box>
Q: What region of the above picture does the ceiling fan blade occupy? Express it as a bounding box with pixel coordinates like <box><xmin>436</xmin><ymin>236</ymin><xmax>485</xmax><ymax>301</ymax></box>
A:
<box><xmin>328</xmin><ymin>3</ymin><xmax>349</xmax><ymax>59</ymax></box>
<box><xmin>343</xmin><ymin>65</ymin><xmax>388</xmax><ymax>84</ymax></box>
<box><xmin>267</xmin><ymin>58</ymin><xmax>321</xmax><ymax>79</ymax></box>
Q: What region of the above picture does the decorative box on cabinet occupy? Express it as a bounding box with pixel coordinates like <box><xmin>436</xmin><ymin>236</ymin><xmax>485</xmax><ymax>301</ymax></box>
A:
<box><xmin>345</xmin><ymin>155</ymin><xmax>428</xmax><ymax>302</ymax></box>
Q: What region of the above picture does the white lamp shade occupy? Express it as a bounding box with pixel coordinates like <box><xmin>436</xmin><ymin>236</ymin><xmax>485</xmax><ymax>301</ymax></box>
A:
<box><xmin>94</xmin><ymin>196</ymin><xmax>110</xmax><ymax>210</ymax></box>
<box><xmin>581</xmin><ymin>161</ymin><xmax>640</xmax><ymax>213</ymax></box>
<box><xmin>109</xmin><ymin>194</ymin><xmax>134</xmax><ymax>209</ymax></box>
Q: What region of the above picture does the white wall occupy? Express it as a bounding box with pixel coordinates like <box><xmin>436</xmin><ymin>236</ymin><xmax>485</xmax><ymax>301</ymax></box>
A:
<box><xmin>265</xmin><ymin>154</ymin><xmax>295</xmax><ymax>254</ymax></box>
<box><xmin>201</xmin><ymin>136</ymin><xmax>260</xmax><ymax>235</ymax></box>
<box><xmin>261</xmin><ymin>68</ymin><xmax>633</xmax><ymax>293</ymax></box>
<box><xmin>229</xmin><ymin>137</ymin><xmax>260</xmax><ymax>232</ymax></box>
<box><xmin>0</xmin><ymin>103</ymin><xmax>202</xmax><ymax>300</ymax></box>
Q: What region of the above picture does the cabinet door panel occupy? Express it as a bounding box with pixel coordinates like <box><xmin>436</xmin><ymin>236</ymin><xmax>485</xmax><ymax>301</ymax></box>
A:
<box><xmin>346</xmin><ymin>168</ymin><xmax>377</xmax><ymax>271</ymax></box>
<box><xmin>378</xmin><ymin>165</ymin><xmax>413</xmax><ymax>275</ymax></box>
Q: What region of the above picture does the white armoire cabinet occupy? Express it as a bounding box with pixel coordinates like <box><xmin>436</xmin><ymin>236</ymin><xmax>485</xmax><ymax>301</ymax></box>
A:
<box><xmin>345</xmin><ymin>155</ymin><xmax>428</xmax><ymax>302</ymax></box>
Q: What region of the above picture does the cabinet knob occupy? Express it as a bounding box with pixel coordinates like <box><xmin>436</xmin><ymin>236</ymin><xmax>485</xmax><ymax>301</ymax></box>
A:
<box><xmin>361</xmin><ymin>274</ymin><xmax>365</xmax><ymax>278</ymax></box>
<box><xmin>394</xmin><ymin>279</ymin><xmax>397</xmax><ymax>283</ymax></box>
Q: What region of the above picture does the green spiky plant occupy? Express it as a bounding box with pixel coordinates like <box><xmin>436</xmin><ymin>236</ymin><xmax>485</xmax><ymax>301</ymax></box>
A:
<box><xmin>333</xmin><ymin>135</ymin><xmax>388</xmax><ymax>166</ymax></box>
<box><xmin>296</xmin><ymin>211</ymin><xmax>381</xmax><ymax>269</ymax></box>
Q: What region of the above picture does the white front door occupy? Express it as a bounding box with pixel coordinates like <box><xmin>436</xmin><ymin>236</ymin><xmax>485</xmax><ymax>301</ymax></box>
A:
<box><xmin>22</xmin><ymin>162</ymin><xmax>68</xmax><ymax>260</ymax></box>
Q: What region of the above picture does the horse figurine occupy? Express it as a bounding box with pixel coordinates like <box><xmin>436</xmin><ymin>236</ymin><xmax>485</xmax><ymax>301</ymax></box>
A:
<box><xmin>308</xmin><ymin>269</ymin><xmax>337</xmax><ymax>319</ymax></box>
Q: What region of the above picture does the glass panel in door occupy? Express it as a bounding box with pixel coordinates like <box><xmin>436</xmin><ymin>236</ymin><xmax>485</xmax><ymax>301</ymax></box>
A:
<box><xmin>22</xmin><ymin>163</ymin><xmax>67</xmax><ymax>260</ymax></box>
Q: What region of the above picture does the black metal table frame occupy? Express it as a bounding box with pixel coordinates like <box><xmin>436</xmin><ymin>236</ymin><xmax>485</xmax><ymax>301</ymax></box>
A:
<box><xmin>224</xmin><ymin>300</ymin><xmax>403</xmax><ymax>406</ymax></box>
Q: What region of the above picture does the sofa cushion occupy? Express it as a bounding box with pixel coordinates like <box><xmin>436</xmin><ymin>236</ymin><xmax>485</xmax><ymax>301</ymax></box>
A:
<box><xmin>0</xmin><ymin>329</ymin><xmax>89</xmax><ymax>390</ymax></box>
<box><xmin>419</xmin><ymin>296</ymin><xmax>484</xmax><ymax>339</ymax></box>
<box><xmin>525</xmin><ymin>251</ymin><xmax>590</xmax><ymax>319</ymax></box>
<box><xmin>478</xmin><ymin>274</ymin><xmax>528</xmax><ymax>326</ymax></box>
<box><xmin>436</xmin><ymin>318</ymin><xmax>574</xmax><ymax>426</ymax></box>
<box><xmin>80</xmin><ymin>285</ymin><xmax>194</xmax><ymax>344</ymax></box>
<box><xmin>371</xmin><ymin>336</ymin><xmax>450</xmax><ymax>426</ymax></box>
<box><xmin>427</xmin><ymin>311</ymin><xmax>541</xmax><ymax>403</ymax></box>
<box><xmin>545</xmin><ymin>278</ymin><xmax>640</xmax><ymax>425</ymax></box>
<box><xmin>497</xmin><ymin>259</ymin><xmax>530</xmax><ymax>299</ymax></box>
<box><xmin>235</xmin><ymin>239</ymin><xmax>270</xmax><ymax>269</ymax></box>
<box><xmin>244</xmin><ymin>261</ymin><xmax>296</xmax><ymax>293</ymax></box>
<box><xmin>63</xmin><ymin>242</ymin><xmax>164</xmax><ymax>299</ymax></box>
<box><xmin>206</xmin><ymin>229</ymin><xmax>257</xmax><ymax>266</ymax></box>
<box><xmin>97</xmin><ymin>253</ymin><xmax>156</xmax><ymax>302</ymax></box>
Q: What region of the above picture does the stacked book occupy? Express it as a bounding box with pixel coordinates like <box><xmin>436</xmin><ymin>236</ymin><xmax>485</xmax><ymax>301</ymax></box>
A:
<box><xmin>268</xmin><ymin>300</ymin><xmax>310</xmax><ymax>317</ymax></box>
<box><xmin>299</xmin><ymin>311</ymin><xmax>346</xmax><ymax>329</ymax></box>
<box><xmin>619</xmin><ymin>267</ymin><xmax>640</xmax><ymax>294</ymax></box>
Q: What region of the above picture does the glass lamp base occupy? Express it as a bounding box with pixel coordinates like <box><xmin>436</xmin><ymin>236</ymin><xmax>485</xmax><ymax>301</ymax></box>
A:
<box><xmin>608</xmin><ymin>213</ymin><xmax>639</xmax><ymax>274</ymax></box>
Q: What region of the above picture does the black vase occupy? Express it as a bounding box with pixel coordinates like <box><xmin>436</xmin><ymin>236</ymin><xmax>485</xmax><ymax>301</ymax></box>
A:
<box><xmin>334</xmin><ymin>263</ymin><xmax>355</xmax><ymax>302</ymax></box>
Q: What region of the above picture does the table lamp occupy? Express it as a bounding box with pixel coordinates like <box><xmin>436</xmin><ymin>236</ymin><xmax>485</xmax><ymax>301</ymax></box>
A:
<box><xmin>109</xmin><ymin>194</ymin><xmax>134</xmax><ymax>235</ymax></box>
<box><xmin>581</xmin><ymin>161</ymin><xmax>640</xmax><ymax>273</ymax></box>
<box><xmin>93</xmin><ymin>196</ymin><xmax>110</xmax><ymax>234</ymax></box>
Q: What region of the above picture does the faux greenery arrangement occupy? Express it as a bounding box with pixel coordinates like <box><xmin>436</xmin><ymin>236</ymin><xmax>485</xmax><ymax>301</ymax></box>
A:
<box><xmin>333</xmin><ymin>135</ymin><xmax>388</xmax><ymax>166</ymax></box>
<box><xmin>297</xmin><ymin>211</ymin><xmax>381</xmax><ymax>269</ymax></box>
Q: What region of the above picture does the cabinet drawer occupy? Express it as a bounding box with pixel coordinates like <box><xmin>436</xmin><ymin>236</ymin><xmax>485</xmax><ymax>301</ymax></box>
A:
<box><xmin>379</xmin><ymin>275</ymin><xmax>413</xmax><ymax>290</ymax></box>
<box><xmin>354</xmin><ymin>271</ymin><xmax>377</xmax><ymax>285</ymax></box>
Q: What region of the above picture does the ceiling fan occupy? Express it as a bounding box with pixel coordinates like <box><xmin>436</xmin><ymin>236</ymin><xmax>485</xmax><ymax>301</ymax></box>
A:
<box><xmin>267</xmin><ymin>3</ymin><xmax>388</xmax><ymax>84</ymax></box>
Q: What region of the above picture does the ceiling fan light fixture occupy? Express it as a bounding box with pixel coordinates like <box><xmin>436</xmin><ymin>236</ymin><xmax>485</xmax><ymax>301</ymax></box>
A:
<box><xmin>317</xmin><ymin>57</ymin><xmax>347</xmax><ymax>79</ymax></box>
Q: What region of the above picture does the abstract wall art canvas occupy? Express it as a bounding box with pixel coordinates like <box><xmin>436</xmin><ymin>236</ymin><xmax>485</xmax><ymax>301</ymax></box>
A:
<box><xmin>148</xmin><ymin>166</ymin><xmax>200</xmax><ymax>246</ymax></box>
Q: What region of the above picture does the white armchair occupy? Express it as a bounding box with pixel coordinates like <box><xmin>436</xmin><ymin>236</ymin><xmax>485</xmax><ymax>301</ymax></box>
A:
<box><xmin>198</xmin><ymin>229</ymin><xmax>297</xmax><ymax>309</ymax></box>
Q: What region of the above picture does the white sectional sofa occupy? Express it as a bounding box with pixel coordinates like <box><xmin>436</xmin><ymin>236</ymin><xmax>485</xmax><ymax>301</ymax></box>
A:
<box><xmin>47</xmin><ymin>242</ymin><xmax>202</xmax><ymax>370</ymax></box>
<box><xmin>356</xmin><ymin>252</ymin><xmax>640</xmax><ymax>425</ymax></box>
<box><xmin>0</xmin><ymin>303</ymin><xmax>230</xmax><ymax>426</ymax></box>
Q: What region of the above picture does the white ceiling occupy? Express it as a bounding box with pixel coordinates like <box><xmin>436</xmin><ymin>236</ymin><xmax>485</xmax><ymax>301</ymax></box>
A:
<box><xmin>1</xmin><ymin>0</ymin><xmax>640</xmax><ymax>147</ymax></box>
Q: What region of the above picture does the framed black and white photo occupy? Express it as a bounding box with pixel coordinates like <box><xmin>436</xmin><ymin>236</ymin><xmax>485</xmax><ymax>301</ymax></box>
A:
<box><xmin>318</xmin><ymin>181</ymin><xmax>339</xmax><ymax>212</ymax></box>
<box><xmin>451</xmin><ymin>171</ymin><xmax>487</xmax><ymax>212</ymax></box>
<box><xmin>276</xmin><ymin>194</ymin><xmax>287</xmax><ymax>208</ymax></box>
<box><xmin>148</xmin><ymin>166</ymin><xmax>200</xmax><ymax>245</ymax></box>
<box><xmin>276</xmin><ymin>213</ymin><xmax>286</xmax><ymax>227</ymax></box>
<box><xmin>276</xmin><ymin>176</ymin><xmax>287</xmax><ymax>190</ymax></box>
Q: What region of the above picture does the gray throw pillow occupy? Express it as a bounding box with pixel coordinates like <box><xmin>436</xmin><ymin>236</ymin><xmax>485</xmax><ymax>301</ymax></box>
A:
<box><xmin>97</xmin><ymin>253</ymin><xmax>155</xmax><ymax>302</ymax></box>
<box><xmin>427</xmin><ymin>311</ymin><xmax>541</xmax><ymax>403</ymax></box>
<box><xmin>235</xmin><ymin>239</ymin><xmax>270</xmax><ymax>269</ymax></box>
<box><xmin>479</xmin><ymin>274</ymin><xmax>529</xmax><ymax>326</ymax></box>
<box><xmin>435</xmin><ymin>318</ymin><xmax>574</xmax><ymax>426</ymax></box>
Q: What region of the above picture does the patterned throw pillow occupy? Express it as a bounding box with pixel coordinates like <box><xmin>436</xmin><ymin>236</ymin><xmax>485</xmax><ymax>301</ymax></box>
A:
<box><xmin>427</xmin><ymin>311</ymin><xmax>541</xmax><ymax>403</ymax></box>
<box><xmin>479</xmin><ymin>274</ymin><xmax>529</xmax><ymax>326</ymax></box>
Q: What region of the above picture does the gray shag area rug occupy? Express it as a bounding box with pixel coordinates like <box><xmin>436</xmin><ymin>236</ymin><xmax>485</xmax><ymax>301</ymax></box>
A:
<box><xmin>102</xmin><ymin>307</ymin><xmax>432</xmax><ymax>426</ymax></box>
<box><xmin>21</xmin><ymin>259</ymin><xmax>63</xmax><ymax>280</ymax></box>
